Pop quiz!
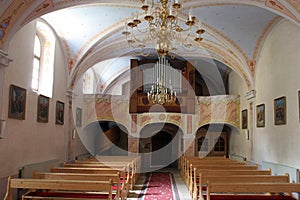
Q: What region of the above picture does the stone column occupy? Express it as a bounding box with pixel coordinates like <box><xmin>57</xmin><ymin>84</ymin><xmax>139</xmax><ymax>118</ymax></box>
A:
<box><xmin>245</xmin><ymin>89</ymin><xmax>256</xmax><ymax>162</ymax></box>
<box><xmin>128</xmin><ymin>136</ymin><xmax>139</xmax><ymax>154</ymax></box>
<box><xmin>183</xmin><ymin>135</ymin><xmax>195</xmax><ymax>156</ymax></box>
<box><xmin>0</xmin><ymin>49</ymin><xmax>12</xmax><ymax>138</ymax></box>
<box><xmin>66</xmin><ymin>89</ymin><xmax>73</xmax><ymax>161</ymax></box>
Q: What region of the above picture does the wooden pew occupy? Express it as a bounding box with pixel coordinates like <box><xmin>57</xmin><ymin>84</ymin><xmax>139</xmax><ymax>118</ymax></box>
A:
<box><xmin>51</xmin><ymin>166</ymin><xmax>131</xmax><ymax>191</ymax></box>
<box><xmin>63</xmin><ymin>162</ymin><xmax>136</xmax><ymax>190</ymax></box>
<box><xmin>185</xmin><ymin>159</ymin><xmax>246</xmax><ymax>184</ymax></box>
<box><xmin>181</xmin><ymin>156</ymin><xmax>228</xmax><ymax>177</ymax></box>
<box><xmin>181</xmin><ymin>157</ymin><xmax>241</xmax><ymax>180</ymax></box>
<box><xmin>95</xmin><ymin>155</ymin><xmax>141</xmax><ymax>171</ymax></box>
<box><xmin>33</xmin><ymin>171</ymin><xmax>127</xmax><ymax>199</ymax></box>
<box><xmin>81</xmin><ymin>156</ymin><xmax>140</xmax><ymax>185</ymax></box>
<box><xmin>206</xmin><ymin>182</ymin><xmax>300</xmax><ymax>200</ymax></box>
<box><xmin>194</xmin><ymin>174</ymin><xmax>290</xmax><ymax>200</ymax></box>
<box><xmin>4</xmin><ymin>177</ymin><xmax>115</xmax><ymax>200</ymax></box>
<box><xmin>51</xmin><ymin>166</ymin><xmax>126</xmax><ymax>174</ymax></box>
<box><xmin>188</xmin><ymin>167</ymin><xmax>268</xmax><ymax>197</ymax></box>
<box><xmin>187</xmin><ymin>164</ymin><xmax>258</xmax><ymax>189</ymax></box>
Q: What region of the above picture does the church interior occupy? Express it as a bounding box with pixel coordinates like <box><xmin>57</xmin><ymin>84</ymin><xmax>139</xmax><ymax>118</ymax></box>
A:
<box><xmin>1</xmin><ymin>0</ymin><xmax>300</xmax><ymax>199</ymax></box>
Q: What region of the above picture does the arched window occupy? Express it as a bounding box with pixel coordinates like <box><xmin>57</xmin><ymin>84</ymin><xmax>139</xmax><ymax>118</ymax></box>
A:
<box><xmin>32</xmin><ymin>35</ymin><xmax>41</xmax><ymax>91</ymax></box>
<box><xmin>83</xmin><ymin>69</ymin><xmax>95</xmax><ymax>94</ymax></box>
<box><xmin>214</xmin><ymin>137</ymin><xmax>225</xmax><ymax>152</ymax></box>
<box><xmin>198</xmin><ymin>136</ymin><xmax>208</xmax><ymax>151</ymax></box>
<box><xmin>32</xmin><ymin>21</ymin><xmax>55</xmax><ymax>97</ymax></box>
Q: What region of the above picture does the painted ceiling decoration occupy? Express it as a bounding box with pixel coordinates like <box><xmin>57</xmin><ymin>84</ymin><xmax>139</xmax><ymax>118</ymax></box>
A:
<box><xmin>1</xmin><ymin>0</ymin><xmax>300</xmax><ymax>90</ymax></box>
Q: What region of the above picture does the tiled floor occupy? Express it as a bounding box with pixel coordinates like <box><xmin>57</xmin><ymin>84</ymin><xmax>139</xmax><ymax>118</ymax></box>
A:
<box><xmin>128</xmin><ymin>167</ymin><xmax>192</xmax><ymax>200</ymax></box>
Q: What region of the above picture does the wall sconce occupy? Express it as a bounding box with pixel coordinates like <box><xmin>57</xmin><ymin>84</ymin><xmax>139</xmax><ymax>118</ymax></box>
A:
<box><xmin>72</xmin><ymin>128</ymin><xmax>76</xmax><ymax>140</ymax></box>
<box><xmin>245</xmin><ymin>129</ymin><xmax>249</xmax><ymax>140</ymax></box>
<box><xmin>0</xmin><ymin>119</ymin><xmax>6</xmax><ymax>139</ymax></box>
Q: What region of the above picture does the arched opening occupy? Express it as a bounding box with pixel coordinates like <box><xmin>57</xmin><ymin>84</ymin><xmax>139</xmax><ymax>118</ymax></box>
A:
<box><xmin>151</xmin><ymin>131</ymin><xmax>173</xmax><ymax>166</ymax></box>
<box><xmin>139</xmin><ymin>123</ymin><xmax>183</xmax><ymax>172</ymax></box>
<box><xmin>82</xmin><ymin>121</ymin><xmax>128</xmax><ymax>156</ymax></box>
<box><xmin>195</xmin><ymin>124</ymin><xmax>233</xmax><ymax>158</ymax></box>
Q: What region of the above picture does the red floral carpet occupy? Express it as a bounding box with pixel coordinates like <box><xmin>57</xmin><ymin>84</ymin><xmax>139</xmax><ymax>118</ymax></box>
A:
<box><xmin>141</xmin><ymin>172</ymin><xmax>180</xmax><ymax>200</ymax></box>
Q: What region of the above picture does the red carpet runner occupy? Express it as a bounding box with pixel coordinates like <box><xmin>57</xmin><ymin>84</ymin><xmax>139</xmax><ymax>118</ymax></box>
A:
<box><xmin>142</xmin><ymin>172</ymin><xmax>179</xmax><ymax>200</ymax></box>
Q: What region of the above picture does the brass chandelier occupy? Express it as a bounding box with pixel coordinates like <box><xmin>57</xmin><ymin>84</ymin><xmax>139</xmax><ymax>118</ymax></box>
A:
<box><xmin>146</xmin><ymin>56</ymin><xmax>177</xmax><ymax>105</ymax></box>
<box><xmin>122</xmin><ymin>0</ymin><xmax>205</xmax><ymax>57</ymax></box>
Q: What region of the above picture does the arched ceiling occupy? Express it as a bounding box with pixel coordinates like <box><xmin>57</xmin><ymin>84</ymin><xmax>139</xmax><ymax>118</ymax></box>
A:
<box><xmin>1</xmin><ymin>0</ymin><xmax>300</xmax><ymax>90</ymax></box>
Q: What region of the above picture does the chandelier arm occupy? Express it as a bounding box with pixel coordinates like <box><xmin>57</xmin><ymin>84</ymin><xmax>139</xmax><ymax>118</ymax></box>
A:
<box><xmin>134</xmin><ymin>26</ymin><xmax>151</xmax><ymax>34</ymax></box>
<box><xmin>132</xmin><ymin>49</ymin><xmax>152</xmax><ymax>57</ymax></box>
<box><xmin>130</xmin><ymin>29</ymin><xmax>148</xmax><ymax>44</ymax></box>
<box><xmin>124</xmin><ymin>0</ymin><xmax>204</xmax><ymax>58</ymax></box>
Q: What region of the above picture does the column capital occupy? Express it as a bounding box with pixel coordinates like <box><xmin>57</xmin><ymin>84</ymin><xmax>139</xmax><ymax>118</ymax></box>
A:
<box><xmin>0</xmin><ymin>49</ymin><xmax>13</xmax><ymax>67</ymax></box>
<box><xmin>66</xmin><ymin>89</ymin><xmax>78</xmax><ymax>99</ymax></box>
<box><xmin>245</xmin><ymin>89</ymin><xmax>256</xmax><ymax>102</ymax></box>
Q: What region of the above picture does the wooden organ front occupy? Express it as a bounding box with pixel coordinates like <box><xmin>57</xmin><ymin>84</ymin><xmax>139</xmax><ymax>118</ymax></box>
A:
<box><xmin>129</xmin><ymin>59</ymin><xmax>195</xmax><ymax>114</ymax></box>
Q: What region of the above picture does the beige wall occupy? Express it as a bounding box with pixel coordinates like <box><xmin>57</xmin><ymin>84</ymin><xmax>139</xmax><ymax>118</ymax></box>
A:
<box><xmin>228</xmin><ymin>70</ymin><xmax>252</xmax><ymax>160</ymax></box>
<box><xmin>254</xmin><ymin>20</ymin><xmax>300</xmax><ymax>167</ymax></box>
<box><xmin>0</xmin><ymin>20</ymin><xmax>87</xmax><ymax>180</ymax></box>
<box><xmin>229</xmin><ymin>20</ymin><xmax>300</xmax><ymax>168</ymax></box>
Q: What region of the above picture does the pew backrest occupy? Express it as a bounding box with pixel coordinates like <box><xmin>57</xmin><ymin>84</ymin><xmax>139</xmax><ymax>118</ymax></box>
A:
<box><xmin>4</xmin><ymin>177</ymin><xmax>114</xmax><ymax>200</ymax></box>
<box><xmin>32</xmin><ymin>171</ymin><xmax>124</xmax><ymax>198</ymax></box>
<box><xmin>206</xmin><ymin>182</ymin><xmax>300</xmax><ymax>200</ymax></box>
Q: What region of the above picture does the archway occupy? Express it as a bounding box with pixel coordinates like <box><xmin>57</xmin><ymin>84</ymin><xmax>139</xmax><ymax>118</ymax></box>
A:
<box><xmin>195</xmin><ymin>123</ymin><xmax>235</xmax><ymax>158</ymax></box>
<box><xmin>151</xmin><ymin>131</ymin><xmax>173</xmax><ymax>166</ymax></box>
<box><xmin>82</xmin><ymin>121</ymin><xmax>129</xmax><ymax>156</ymax></box>
<box><xmin>139</xmin><ymin>123</ymin><xmax>183</xmax><ymax>172</ymax></box>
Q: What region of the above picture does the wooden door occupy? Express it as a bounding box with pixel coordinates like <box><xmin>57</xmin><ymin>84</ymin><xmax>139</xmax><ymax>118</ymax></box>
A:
<box><xmin>196</xmin><ymin>131</ymin><xmax>227</xmax><ymax>157</ymax></box>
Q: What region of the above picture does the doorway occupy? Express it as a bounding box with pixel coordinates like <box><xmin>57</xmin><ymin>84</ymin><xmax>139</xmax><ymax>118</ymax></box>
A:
<box><xmin>151</xmin><ymin>131</ymin><xmax>172</xmax><ymax>166</ymax></box>
<box><xmin>139</xmin><ymin>123</ymin><xmax>183</xmax><ymax>171</ymax></box>
<box><xmin>195</xmin><ymin>124</ymin><xmax>231</xmax><ymax>157</ymax></box>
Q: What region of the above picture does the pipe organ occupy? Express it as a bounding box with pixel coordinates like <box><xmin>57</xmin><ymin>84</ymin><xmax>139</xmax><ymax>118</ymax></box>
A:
<box><xmin>130</xmin><ymin>58</ymin><xmax>195</xmax><ymax>114</ymax></box>
<box><xmin>142</xmin><ymin>57</ymin><xmax>182</xmax><ymax>94</ymax></box>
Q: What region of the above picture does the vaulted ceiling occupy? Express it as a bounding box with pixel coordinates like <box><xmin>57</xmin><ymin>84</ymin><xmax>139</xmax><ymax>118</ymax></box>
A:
<box><xmin>1</xmin><ymin>0</ymin><xmax>300</xmax><ymax>91</ymax></box>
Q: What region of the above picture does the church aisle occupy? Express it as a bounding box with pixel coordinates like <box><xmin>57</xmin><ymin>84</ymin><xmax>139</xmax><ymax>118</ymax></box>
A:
<box><xmin>128</xmin><ymin>168</ymin><xmax>191</xmax><ymax>200</ymax></box>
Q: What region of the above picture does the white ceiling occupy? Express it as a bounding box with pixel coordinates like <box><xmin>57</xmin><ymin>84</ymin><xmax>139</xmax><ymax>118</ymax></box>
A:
<box><xmin>2</xmin><ymin>0</ymin><xmax>290</xmax><ymax>90</ymax></box>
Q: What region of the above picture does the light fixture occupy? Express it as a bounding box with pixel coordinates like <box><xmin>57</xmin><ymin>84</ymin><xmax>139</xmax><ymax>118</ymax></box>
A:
<box><xmin>122</xmin><ymin>0</ymin><xmax>205</xmax><ymax>57</ymax></box>
<box><xmin>147</xmin><ymin>56</ymin><xmax>177</xmax><ymax>105</ymax></box>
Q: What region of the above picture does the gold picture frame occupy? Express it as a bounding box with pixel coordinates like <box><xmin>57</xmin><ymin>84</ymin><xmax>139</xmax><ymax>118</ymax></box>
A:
<box><xmin>274</xmin><ymin>96</ymin><xmax>286</xmax><ymax>125</ymax></box>
<box><xmin>37</xmin><ymin>95</ymin><xmax>50</xmax><ymax>123</ymax></box>
<box><xmin>241</xmin><ymin>109</ymin><xmax>247</xmax><ymax>129</ymax></box>
<box><xmin>8</xmin><ymin>84</ymin><xmax>26</xmax><ymax>120</ymax></box>
<box><xmin>298</xmin><ymin>91</ymin><xmax>300</xmax><ymax>122</ymax></box>
<box><xmin>55</xmin><ymin>101</ymin><xmax>64</xmax><ymax>125</ymax></box>
<box><xmin>76</xmin><ymin>107</ymin><xmax>82</xmax><ymax>127</ymax></box>
<box><xmin>256</xmin><ymin>104</ymin><xmax>265</xmax><ymax>128</ymax></box>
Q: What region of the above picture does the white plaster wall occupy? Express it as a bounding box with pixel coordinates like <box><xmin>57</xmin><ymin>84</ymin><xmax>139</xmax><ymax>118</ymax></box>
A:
<box><xmin>0</xmin><ymin>20</ymin><xmax>86</xmax><ymax>178</ymax></box>
<box><xmin>228</xmin><ymin>71</ymin><xmax>252</xmax><ymax>160</ymax></box>
<box><xmin>254</xmin><ymin>20</ymin><xmax>300</xmax><ymax>168</ymax></box>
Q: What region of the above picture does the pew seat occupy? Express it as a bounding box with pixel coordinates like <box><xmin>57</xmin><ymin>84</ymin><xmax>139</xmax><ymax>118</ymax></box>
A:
<box><xmin>33</xmin><ymin>171</ymin><xmax>127</xmax><ymax>199</ymax></box>
<box><xmin>194</xmin><ymin>174</ymin><xmax>290</xmax><ymax>200</ymax></box>
<box><xmin>4</xmin><ymin>177</ymin><xmax>116</xmax><ymax>200</ymax></box>
<box><xmin>23</xmin><ymin>191</ymin><xmax>117</xmax><ymax>200</ymax></box>
<box><xmin>206</xmin><ymin>182</ymin><xmax>300</xmax><ymax>200</ymax></box>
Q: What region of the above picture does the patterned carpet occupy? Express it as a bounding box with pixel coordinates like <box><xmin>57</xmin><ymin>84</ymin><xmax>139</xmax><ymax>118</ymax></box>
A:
<box><xmin>139</xmin><ymin>172</ymin><xmax>180</xmax><ymax>200</ymax></box>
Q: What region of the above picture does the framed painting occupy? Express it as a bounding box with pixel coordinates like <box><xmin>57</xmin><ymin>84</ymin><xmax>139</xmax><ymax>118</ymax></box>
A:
<box><xmin>37</xmin><ymin>95</ymin><xmax>49</xmax><ymax>123</ymax></box>
<box><xmin>256</xmin><ymin>104</ymin><xmax>265</xmax><ymax>128</ymax></box>
<box><xmin>8</xmin><ymin>84</ymin><xmax>26</xmax><ymax>120</ymax></box>
<box><xmin>76</xmin><ymin>107</ymin><xmax>82</xmax><ymax>127</ymax></box>
<box><xmin>55</xmin><ymin>101</ymin><xmax>64</xmax><ymax>125</ymax></box>
<box><xmin>274</xmin><ymin>96</ymin><xmax>286</xmax><ymax>125</ymax></box>
<box><xmin>298</xmin><ymin>91</ymin><xmax>300</xmax><ymax>122</ymax></box>
<box><xmin>241</xmin><ymin>109</ymin><xmax>247</xmax><ymax>129</ymax></box>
